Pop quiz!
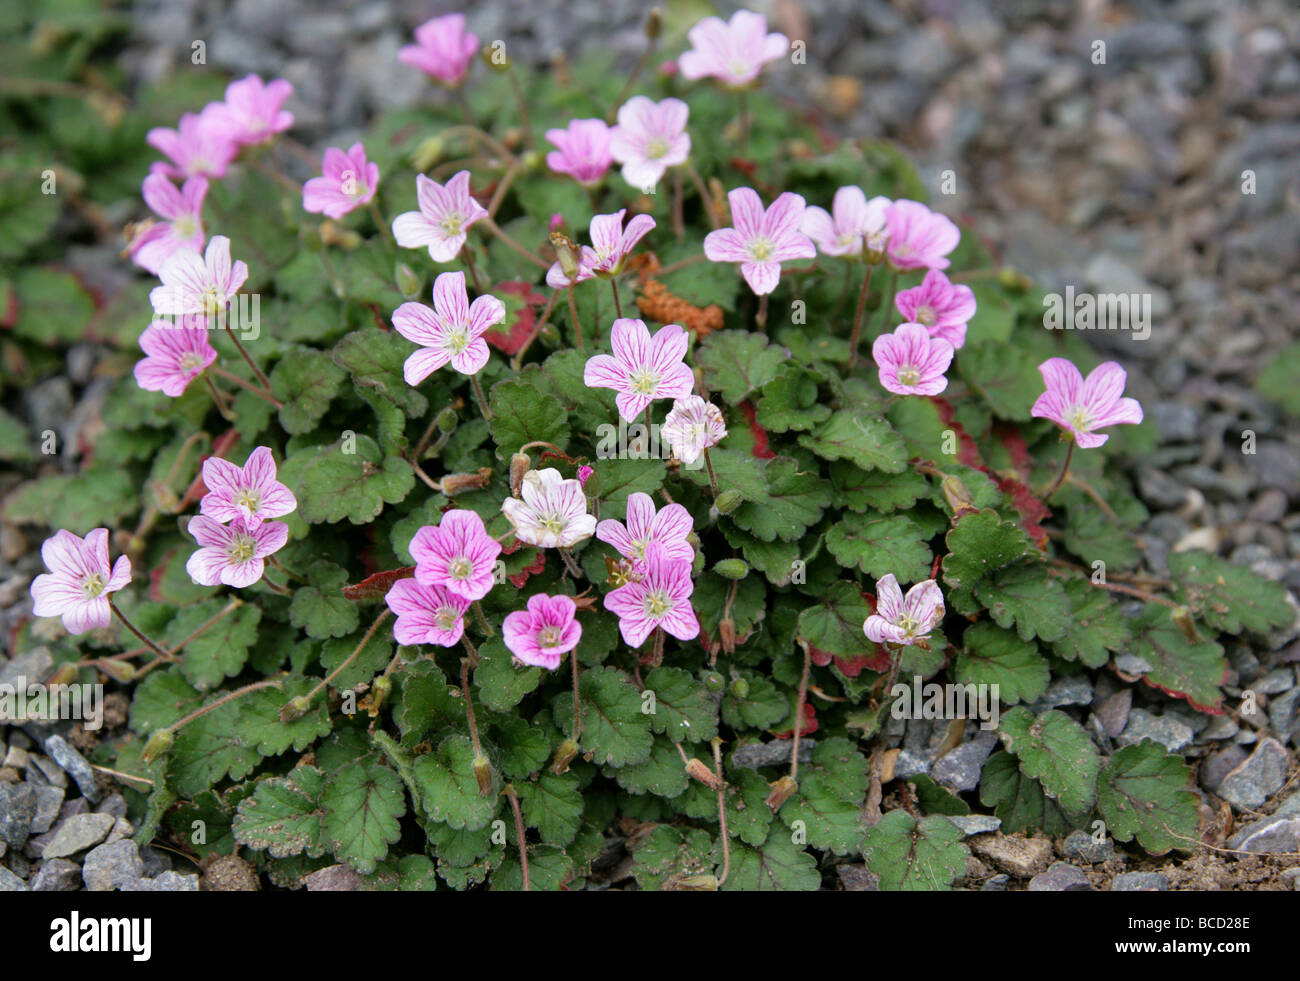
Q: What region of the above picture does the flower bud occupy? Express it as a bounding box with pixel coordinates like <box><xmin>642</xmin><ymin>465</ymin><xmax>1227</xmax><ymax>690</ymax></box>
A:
<box><xmin>704</xmin><ymin>672</ymin><xmax>725</xmax><ymax>693</ymax></box>
<box><xmin>395</xmin><ymin>261</ymin><xmax>421</xmax><ymax>299</ymax></box>
<box><xmin>684</xmin><ymin>757</ymin><xmax>724</xmax><ymax>790</ymax></box>
<box><xmin>473</xmin><ymin>754</ymin><xmax>493</xmax><ymax>796</ymax></box>
<box><xmin>550</xmin><ymin>232</ymin><xmax>581</xmax><ymax>279</ymax></box>
<box><xmin>46</xmin><ymin>663</ymin><xmax>78</xmax><ymax>687</ymax></box>
<box><xmin>1171</xmin><ymin>605</ymin><xmax>1201</xmax><ymax>643</ymax></box>
<box><xmin>713</xmin><ymin>489</ymin><xmax>744</xmax><ymax>514</ymax></box>
<box><xmin>717</xmin><ymin>616</ymin><xmax>736</xmax><ymax>653</ymax></box>
<box><xmin>99</xmin><ymin>660</ymin><xmax>135</xmax><ymax>684</ymax></box>
<box><xmin>141</xmin><ymin>728</ymin><xmax>174</xmax><ymax>763</ymax></box>
<box><xmin>370</xmin><ymin>674</ymin><xmax>392</xmax><ymax>715</ymax></box>
<box><xmin>665</xmin><ymin>873</ymin><xmax>718</xmax><ymax>891</ymax></box>
<box><xmin>509</xmin><ymin>453</ymin><xmax>531</xmax><ymax>497</ymax></box>
<box><xmin>729</xmin><ymin>677</ymin><xmax>749</xmax><ymax>699</ymax></box>
<box><xmin>279</xmin><ymin>695</ymin><xmax>312</xmax><ymax>724</ymax></box>
<box><xmin>941</xmin><ymin>474</ymin><xmax>975</xmax><ymax>515</ymax></box>
<box><xmin>481</xmin><ymin>44</ymin><xmax>510</xmax><ymax>72</ymax></box>
<box><xmin>764</xmin><ymin>775</ymin><xmax>797</xmax><ymax>810</ymax></box>
<box><xmin>551</xmin><ymin>737</ymin><xmax>580</xmax><ymax>775</ymax></box>
<box><xmin>439</xmin><ymin>468</ymin><xmax>493</xmax><ymax>496</ymax></box>
<box><xmin>150</xmin><ymin>480</ymin><xmax>179</xmax><ymax>514</ymax></box>
<box><xmin>436</xmin><ymin>406</ymin><xmax>459</xmax><ymax>433</ymax></box>
<box><xmin>713</xmin><ymin>558</ymin><xmax>749</xmax><ymax>580</ymax></box>
<box><xmin>412</xmin><ymin>136</ymin><xmax>445</xmax><ymax>173</ymax></box>
<box><xmin>644</xmin><ymin>7</ymin><xmax>662</xmax><ymax>40</ymax></box>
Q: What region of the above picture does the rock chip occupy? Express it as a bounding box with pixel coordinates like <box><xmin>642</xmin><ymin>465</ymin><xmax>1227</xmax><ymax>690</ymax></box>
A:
<box><xmin>1217</xmin><ymin>737</ymin><xmax>1289</xmax><ymax>809</ymax></box>
<box><xmin>969</xmin><ymin>833</ymin><xmax>1054</xmax><ymax>877</ymax></box>
<box><xmin>1028</xmin><ymin>862</ymin><xmax>1092</xmax><ymax>891</ymax></box>
<box><xmin>41</xmin><ymin>812</ymin><xmax>115</xmax><ymax>859</ymax></box>
<box><xmin>1061</xmin><ymin>829</ymin><xmax>1115</xmax><ymax>863</ymax></box>
<box><xmin>83</xmin><ymin>838</ymin><xmax>144</xmax><ymax>891</ymax></box>
<box><xmin>1111</xmin><ymin>871</ymin><xmax>1170</xmax><ymax>891</ymax></box>
<box><xmin>29</xmin><ymin>858</ymin><xmax>81</xmax><ymax>891</ymax></box>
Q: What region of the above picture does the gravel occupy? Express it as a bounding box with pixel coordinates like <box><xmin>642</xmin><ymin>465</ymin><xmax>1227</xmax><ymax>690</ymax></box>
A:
<box><xmin>40</xmin><ymin>812</ymin><xmax>115</xmax><ymax>859</ymax></box>
<box><xmin>1216</xmin><ymin>737</ymin><xmax>1290</xmax><ymax>809</ymax></box>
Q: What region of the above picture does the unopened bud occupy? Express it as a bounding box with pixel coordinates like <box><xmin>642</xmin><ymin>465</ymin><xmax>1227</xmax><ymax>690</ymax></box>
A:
<box><xmin>439</xmin><ymin>468</ymin><xmax>493</xmax><ymax>496</ymax></box>
<box><xmin>998</xmin><ymin>266</ymin><xmax>1030</xmax><ymax>291</ymax></box>
<box><xmin>717</xmin><ymin>616</ymin><xmax>736</xmax><ymax>653</ymax></box>
<box><xmin>1171</xmin><ymin>605</ymin><xmax>1201</xmax><ymax>643</ymax></box>
<box><xmin>551</xmin><ymin>737</ymin><xmax>580</xmax><ymax>775</ymax></box>
<box><xmin>481</xmin><ymin>45</ymin><xmax>510</xmax><ymax>71</ymax></box>
<box><xmin>685</xmin><ymin>757</ymin><xmax>724</xmax><ymax>790</ymax></box>
<box><xmin>370</xmin><ymin>675</ymin><xmax>392</xmax><ymax>714</ymax></box>
<box><xmin>665</xmin><ymin>873</ymin><xmax>718</xmax><ymax>891</ymax></box>
<box><xmin>473</xmin><ymin>754</ymin><xmax>493</xmax><ymax>796</ymax></box>
<box><xmin>941</xmin><ymin>474</ymin><xmax>975</xmax><ymax>514</ymax></box>
<box><xmin>862</xmin><ymin>233</ymin><xmax>888</xmax><ymax>266</ymax></box>
<box><xmin>319</xmin><ymin>221</ymin><xmax>361</xmax><ymax>250</ymax></box>
<box><xmin>644</xmin><ymin>7</ymin><xmax>662</xmax><ymax>40</ymax></box>
<box><xmin>279</xmin><ymin>695</ymin><xmax>312</xmax><ymax>724</ymax></box>
<box><xmin>550</xmin><ymin>232</ymin><xmax>581</xmax><ymax>279</ymax></box>
<box><xmin>412</xmin><ymin>136</ymin><xmax>445</xmax><ymax>173</ymax></box>
<box><xmin>713</xmin><ymin>558</ymin><xmax>749</xmax><ymax>580</ymax></box>
<box><xmin>141</xmin><ymin>728</ymin><xmax>174</xmax><ymax>763</ymax></box>
<box><xmin>99</xmin><ymin>660</ymin><xmax>135</xmax><ymax>684</ymax></box>
<box><xmin>395</xmin><ymin>261</ymin><xmax>421</xmax><ymax>299</ymax></box>
<box><xmin>713</xmin><ymin>489</ymin><xmax>744</xmax><ymax>515</ymax></box>
<box><xmin>704</xmin><ymin>672</ymin><xmax>725</xmax><ymax>693</ymax></box>
<box><xmin>436</xmin><ymin>406</ymin><xmax>459</xmax><ymax>433</ymax></box>
<box><xmin>729</xmin><ymin>677</ymin><xmax>749</xmax><ymax>699</ymax></box>
<box><xmin>509</xmin><ymin>453</ymin><xmax>531</xmax><ymax>497</ymax></box>
<box><xmin>150</xmin><ymin>480</ymin><xmax>179</xmax><ymax>514</ymax></box>
<box><xmin>764</xmin><ymin>775</ymin><xmax>797</xmax><ymax>811</ymax></box>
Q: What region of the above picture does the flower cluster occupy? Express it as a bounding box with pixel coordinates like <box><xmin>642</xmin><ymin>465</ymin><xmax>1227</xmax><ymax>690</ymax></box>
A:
<box><xmin>187</xmin><ymin>447</ymin><xmax>295</xmax><ymax>588</ymax></box>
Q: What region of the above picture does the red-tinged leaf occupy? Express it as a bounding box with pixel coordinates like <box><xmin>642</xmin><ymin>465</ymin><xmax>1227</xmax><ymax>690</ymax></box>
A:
<box><xmin>507</xmin><ymin>549</ymin><xmax>547</xmax><ymax>588</ymax></box>
<box><xmin>932</xmin><ymin>398</ymin><xmax>982</xmax><ymax>468</ymax></box>
<box><xmin>774</xmin><ymin>701</ymin><xmax>818</xmax><ymax>739</ymax></box>
<box><xmin>835</xmin><ymin>652</ymin><xmax>886</xmax><ymax>677</ymax></box>
<box><xmin>485</xmin><ymin>281</ymin><xmax>546</xmax><ymax>356</ymax></box>
<box><xmin>740</xmin><ymin>401</ymin><xmax>776</xmax><ymax>459</ymax></box>
<box><xmin>342</xmin><ymin>566</ymin><xmax>415</xmax><ymax>601</ymax></box>
<box><xmin>181</xmin><ymin>429</ymin><xmax>241</xmax><ymax>508</ymax></box>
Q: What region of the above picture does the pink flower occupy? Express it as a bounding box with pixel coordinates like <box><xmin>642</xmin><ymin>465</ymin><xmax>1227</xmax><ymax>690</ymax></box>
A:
<box><xmin>864</xmin><ymin>574</ymin><xmax>944</xmax><ymax>647</ymax></box>
<box><xmin>1031</xmin><ymin>359</ymin><xmax>1144</xmax><ymax>449</ymax></box>
<box><xmin>894</xmin><ymin>269</ymin><xmax>975</xmax><ymax>350</ymax></box>
<box><xmin>582</xmin><ymin>318</ymin><xmax>694</xmax><ymax>422</ymax></box>
<box><xmin>147</xmin><ymin>109</ymin><xmax>239</xmax><ymax>180</ymax></box>
<box><xmin>409</xmin><ymin>509</ymin><xmax>501</xmax><ymax>602</ymax></box>
<box><xmin>384</xmin><ymin>578</ymin><xmax>471</xmax><ymax>647</ymax></box>
<box><xmin>200</xmin><ymin>446</ymin><xmax>297</xmax><ymax>524</ymax></box>
<box><xmin>392</xmin><ymin>171</ymin><xmax>487</xmax><ymax>263</ymax></box>
<box><xmin>883</xmin><ymin>199</ymin><xmax>960</xmax><ymax>271</ymax></box>
<box><xmin>392</xmin><ymin>270</ymin><xmax>505</xmax><ymax>381</ymax></box>
<box><xmin>149</xmin><ymin>235</ymin><xmax>248</xmax><ymax>317</ymax></box>
<box><xmin>501</xmin><ymin>468</ymin><xmax>596</xmax><ymax>549</ymax></box>
<box><xmin>547</xmin><ymin>209</ymin><xmax>657</xmax><ymax>288</ymax></box>
<box><xmin>185</xmin><ymin>515</ymin><xmax>288</xmax><ymax>589</ymax></box>
<box><xmin>661</xmin><ymin>396</ymin><xmax>727</xmax><ymax>465</ymax></box>
<box><xmin>703</xmin><ymin>187</ymin><xmax>815</xmax><ymax>295</ymax></box>
<box><xmin>30</xmin><ymin>529</ymin><xmax>132</xmax><ymax>635</ymax></box>
<box><xmin>679</xmin><ymin>10</ymin><xmax>789</xmax><ymax>88</ymax></box>
<box><xmin>133</xmin><ymin>321</ymin><xmax>217</xmax><ymax>398</ymax></box>
<box><xmin>502</xmin><ymin>594</ymin><xmax>582</xmax><ymax>669</ymax></box>
<box><xmin>872</xmin><ymin>322</ymin><xmax>954</xmax><ymax>397</ymax></box>
<box><xmin>398</xmin><ymin>13</ymin><xmax>479</xmax><ymax>86</ymax></box>
<box><xmin>596</xmin><ymin>492</ymin><xmax>694</xmax><ymax>565</ymax></box>
<box><xmin>128</xmin><ymin>173</ymin><xmax>207</xmax><ymax>275</ymax></box>
<box><xmin>801</xmin><ymin>186</ymin><xmax>889</xmax><ymax>258</ymax></box>
<box><xmin>576</xmin><ymin>465</ymin><xmax>594</xmax><ymax>488</ymax></box>
<box><xmin>610</xmin><ymin>96</ymin><xmax>691</xmax><ymax>191</ymax></box>
<box><xmin>204</xmin><ymin>75</ymin><xmax>294</xmax><ymax>147</ymax></box>
<box><xmin>545</xmin><ymin>119</ymin><xmax>613</xmax><ymax>187</ymax></box>
<box><xmin>604</xmin><ymin>543</ymin><xmax>699</xmax><ymax>648</ymax></box>
<box><xmin>302</xmin><ymin>142</ymin><xmax>379</xmax><ymax>219</ymax></box>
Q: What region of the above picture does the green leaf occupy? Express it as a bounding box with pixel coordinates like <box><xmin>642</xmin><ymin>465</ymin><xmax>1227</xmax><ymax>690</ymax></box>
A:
<box><xmin>972</xmin><ymin>564</ymin><xmax>1071</xmax><ymax>642</ymax></box>
<box><xmin>798</xmin><ymin>409</ymin><xmax>908</xmax><ymax>474</ymax></box>
<box><xmin>475</xmin><ymin>636</ymin><xmax>543</xmax><ymax>712</ymax></box>
<box><xmin>163</xmin><ymin>600</ymin><xmax>261</xmax><ymax>692</ymax></box>
<box><xmin>721</xmin><ymin>671</ymin><xmax>790</xmax><ymax>730</ymax></box>
<box><xmin>756</xmin><ymin>366</ymin><xmax>831</xmax><ymax>433</ymax></box>
<box><xmin>318</xmin><ymin>625</ymin><xmax>393</xmax><ymax>694</ymax></box>
<box><xmin>320</xmin><ymin>760</ymin><xmax>405</xmax><ymax>874</ymax></box>
<box><xmin>797</xmin><ymin>581</ymin><xmax>873</xmax><ymax>659</ymax></box>
<box><xmin>610</xmin><ymin>736</ymin><xmax>690</xmax><ymax>798</ymax></box>
<box><xmin>1169</xmin><ymin>550</ymin><xmax>1295</xmax><ymax>635</ymax></box>
<box><xmin>1129</xmin><ymin>605</ymin><xmax>1227</xmax><ymax>711</ymax></box>
<box><xmin>953</xmin><ymin>623</ymin><xmax>1048</xmax><ymax>704</ymax></box>
<box><xmin>957</xmin><ymin>343</ymin><xmax>1041</xmax><ymax>420</ymax></box>
<box><xmin>780</xmin><ymin>741</ymin><xmax>868</xmax><ymax>856</ymax></box>
<box><xmin>697</xmin><ymin>330</ymin><xmax>786</xmax><ymax>404</ymax></box>
<box><xmin>732</xmin><ymin>457</ymin><xmax>832</xmax><ymax>542</ymax></box>
<box><xmin>1097</xmin><ymin>743</ymin><xmax>1199</xmax><ymax>855</ymax></box>
<box><xmin>592</xmin><ymin>456</ymin><xmax>668</xmax><ymax>514</ymax></box>
<box><xmin>395</xmin><ymin>659</ymin><xmax>460</xmax><ymax>748</ymax></box>
<box><xmin>681</xmin><ymin>447</ymin><xmax>766</xmax><ymax>501</ymax></box>
<box><xmin>289</xmin><ymin>562</ymin><xmax>360</xmax><ymax>639</ymax></box>
<box><xmin>515</xmin><ymin>772</ymin><xmax>584</xmax><ymax>846</ymax></box>
<box><xmin>169</xmin><ymin>701</ymin><xmax>262</xmax><ymax>797</ymax></box>
<box><xmin>643</xmin><ymin>666</ymin><xmax>718</xmax><ymax>744</ymax></box>
<box><xmin>1051</xmin><ymin>579</ymin><xmax>1131</xmax><ymax>667</ymax></box>
<box><xmin>979</xmin><ymin>750</ymin><xmax>1079</xmax><ymax>836</ymax></box>
<box><xmin>825</xmin><ymin>513</ymin><xmax>931</xmax><ymax>582</ymax></box>
<box><xmin>232</xmin><ymin>763</ymin><xmax>328</xmax><ymax>858</ymax></box>
<box><xmin>830</xmin><ymin>461</ymin><xmax>930</xmax><ymax>514</ymax></box>
<box><xmin>280</xmin><ymin>434</ymin><xmax>415</xmax><ymax>524</ymax></box>
<box><xmin>414</xmin><ymin>734</ymin><xmax>501</xmax><ymax>831</ymax></box>
<box><xmin>271</xmin><ymin>347</ymin><xmax>346</xmax><ymax>435</ymax></box>
<box><xmin>997</xmin><ymin>706</ymin><xmax>1100</xmax><ymax>815</ymax></box>
<box><xmin>862</xmin><ymin>811</ymin><xmax>968</xmax><ymax>891</ymax></box>
<box><xmin>554</xmin><ymin>666</ymin><xmax>653</xmax><ymax>768</ymax></box>
<box><xmin>1254</xmin><ymin>341</ymin><xmax>1300</xmax><ymax>416</ymax></box>
<box><xmin>129</xmin><ymin>668</ymin><xmax>204</xmax><ymax>735</ymax></box>
<box><xmin>631</xmin><ymin>825</ymin><xmax>716</xmax><ymax>890</ymax></box>
<box><xmin>333</xmin><ymin>328</ymin><xmax>429</xmax><ymax>417</ymax></box>
<box><xmin>488</xmin><ymin>378</ymin><xmax>570</xmax><ymax>459</ymax></box>
<box><xmin>723</xmin><ymin>836</ymin><xmax>820</xmax><ymax>891</ymax></box>
<box><xmin>236</xmin><ymin>677</ymin><xmax>332</xmax><ymax>757</ymax></box>
<box><xmin>941</xmin><ymin>509</ymin><xmax>1035</xmax><ymax>593</ymax></box>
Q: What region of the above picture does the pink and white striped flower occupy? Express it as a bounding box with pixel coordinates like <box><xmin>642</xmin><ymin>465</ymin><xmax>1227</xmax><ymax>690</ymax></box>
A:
<box><xmin>203</xmin><ymin>75</ymin><xmax>294</xmax><ymax>147</ymax></box>
<box><xmin>872</xmin><ymin>322</ymin><xmax>954</xmax><ymax>397</ymax></box>
<box><xmin>30</xmin><ymin>529</ymin><xmax>132</xmax><ymax>635</ymax></box>
<box><xmin>801</xmin><ymin>186</ymin><xmax>890</xmax><ymax>259</ymax></box>
<box><xmin>610</xmin><ymin>96</ymin><xmax>691</xmax><ymax>191</ymax></box>
<box><xmin>596</xmin><ymin>492</ymin><xmax>694</xmax><ymax>565</ymax></box>
<box><xmin>864</xmin><ymin>574</ymin><xmax>944</xmax><ymax>647</ymax></box>
<box><xmin>501</xmin><ymin>468</ymin><xmax>596</xmax><ymax>549</ymax></box>
<box><xmin>894</xmin><ymin>268</ymin><xmax>975</xmax><ymax>350</ymax></box>
<box><xmin>200</xmin><ymin>446</ymin><xmax>297</xmax><ymax>525</ymax></box>
<box><xmin>603</xmin><ymin>543</ymin><xmax>699</xmax><ymax>647</ymax></box>
<box><xmin>661</xmin><ymin>396</ymin><xmax>727</xmax><ymax>465</ymax></box>
<box><xmin>302</xmin><ymin>142</ymin><xmax>379</xmax><ymax>220</ymax></box>
<box><xmin>384</xmin><ymin>578</ymin><xmax>471</xmax><ymax>647</ymax></box>
<box><xmin>185</xmin><ymin>514</ymin><xmax>289</xmax><ymax>589</ymax></box>
<box><xmin>133</xmin><ymin>321</ymin><xmax>217</xmax><ymax>398</ymax></box>
<box><xmin>391</xmin><ymin>171</ymin><xmax>487</xmax><ymax>263</ymax></box>
<box><xmin>502</xmin><ymin>594</ymin><xmax>582</xmax><ymax>669</ymax></box>
<box><xmin>545</xmin><ymin>118</ymin><xmax>614</xmax><ymax>186</ymax></box>
<box><xmin>392</xmin><ymin>270</ymin><xmax>505</xmax><ymax>381</ymax></box>
<box><xmin>679</xmin><ymin>10</ymin><xmax>789</xmax><ymax>88</ymax></box>
<box><xmin>128</xmin><ymin>173</ymin><xmax>208</xmax><ymax>276</ymax></box>
<box><xmin>546</xmin><ymin>209</ymin><xmax>657</xmax><ymax>288</ymax></box>
<box><xmin>1031</xmin><ymin>358</ymin><xmax>1144</xmax><ymax>449</ymax></box>
<box><xmin>582</xmin><ymin>318</ymin><xmax>694</xmax><ymax>422</ymax></box>
<box><xmin>409</xmin><ymin>509</ymin><xmax>502</xmax><ymax>602</ymax></box>
<box><xmin>147</xmin><ymin>109</ymin><xmax>239</xmax><ymax>181</ymax></box>
<box><xmin>883</xmin><ymin>199</ymin><xmax>960</xmax><ymax>271</ymax></box>
<box><xmin>149</xmin><ymin>235</ymin><xmax>248</xmax><ymax>317</ymax></box>
<box><xmin>703</xmin><ymin>187</ymin><xmax>815</xmax><ymax>295</ymax></box>
<box><xmin>398</xmin><ymin>13</ymin><xmax>479</xmax><ymax>86</ymax></box>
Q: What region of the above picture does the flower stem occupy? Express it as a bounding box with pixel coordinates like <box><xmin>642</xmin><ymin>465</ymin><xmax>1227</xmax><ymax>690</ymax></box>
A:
<box><xmin>847</xmin><ymin>262</ymin><xmax>874</xmax><ymax>369</ymax></box>
<box><xmin>109</xmin><ymin>600</ymin><xmax>177</xmax><ymax>662</ymax></box>
<box><xmin>873</xmin><ymin>268</ymin><xmax>898</xmax><ymax>340</ymax></box>
<box><xmin>170</xmin><ymin>676</ymin><xmax>285</xmax><ymax>734</ymax></box>
<box><xmin>463</xmin><ymin>244</ymin><xmax>486</xmax><ymax>294</ymax></box>
<box><xmin>650</xmin><ymin>626</ymin><xmax>665</xmax><ymax>667</ymax></box>
<box><xmin>472</xmin><ymin>600</ymin><xmax>494</xmax><ymax>637</ymax></box>
<box><xmin>755</xmin><ymin>293</ymin><xmax>769</xmax><ymax>333</ymax></box>
<box><xmin>221</xmin><ymin>319</ymin><xmax>272</xmax><ymax>391</ymax></box>
<box><xmin>570</xmin><ymin>648</ymin><xmax>582</xmax><ymax>747</ymax></box>
<box><xmin>503</xmin><ymin>783</ymin><xmax>530</xmax><ymax>890</ymax></box>
<box><xmin>304</xmin><ymin>609</ymin><xmax>391</xmax><ymax>704</ymax></box>
<box><xmin>671</xmin><ymin>168</ymin><xmax>685</xmax><ymax>238</ymax></box>
<box><xmin>683</xmin><ymin>161</ymin><xmax>719</xmax><ymax>229</ymax></box>
<box><xmin>368</xmin><ymin>198</ymin><xmax>394</xmax><ymax>248</ymax></box>
<box><xmin>469</xmin><ymin>372</ymin><xmax>493</xmax><ymax>421</ymax></box>
<box><xmin>567</xmin><ymin>284</ymin><xmax>585</xmax><ymax>349</ymax></box>
<box><xmin>203</xmin><ymin>375</ymin><xmax>235</xmax><ymax>421</ymax></box>
<box><xmin>703</xmin><ymin>447</ymin><xmax>720</xmax><ymax>499</ymax></box>
<box><xmin>789</xmin><ymin>642</ymin><xmax>812</xmax><ymax>784</ymax></box>
<box><xmin>317</xmin><ymin>248</ymin><xmax>345</xmax><ymax>299</ymax></box>
<box><xmin>459</xmin><ymin>650</ymin><xmax>491</xmax><ymax>796</ymax></box>
<box><xmin>480</xmin><ymin>217</ymin><xmax>549</xmax><ymax>269</ymax></box>
<box><xmin>510</xmin><ymin>288</ymin><xmax>560</xmax><ymax>371</ymax></box>
<box><xmin>210</xmin><ymin>366</ymin><xmax>283</xmax><ymax>408</ymax></box>
<box><xmin>712</xmin><ymin>738</ymin><xmax>730</xmax><ymax>887</ymax></box>
<box><xmin>1040</xmin><ymin>440</ymin><xmax>1075</xmax><ymax>503</ymax></box>
<box><xmin>610</xmin><ymin>277</ymin><xmax>623</xmax><ymax>319</ymax></box>
<box><xmin>738</xmin><ymin>89</ymin><xmax>749</xmax><ymax>157</ymax></box>
<box><xmin>505</xmin><ymin>65</ymin><xmax>535</xmax><ymax>149</ymax></box>
<box><xmin>557</xmin><ymin>547</ymin><xmax>584</xmax><ymax>579</ymax></box>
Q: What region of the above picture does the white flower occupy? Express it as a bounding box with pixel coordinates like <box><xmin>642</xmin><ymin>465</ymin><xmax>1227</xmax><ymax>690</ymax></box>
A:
<box><xmin>661</xmin><ymin>396</ymin><xmax>727</xmax><ymax>465</ymax></box>
<box><xmin>501</xmin><ymin>468</ymin><xmax>596</xmax><ymax>548</ymax></box>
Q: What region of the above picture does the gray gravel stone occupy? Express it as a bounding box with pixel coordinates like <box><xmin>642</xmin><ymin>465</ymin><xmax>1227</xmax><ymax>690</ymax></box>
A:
<box><xmin>731</xmin><ymin>739</ymin><xmax>816</xmax><ymax>770</ymax></box>
<box><xmin>41</xmin><ymin>812</ymin><xmax>115</xmax><ymax>859</ymax></box>
<box><xmin>83</xmin><ymin>838</ymin><xmax>144</xmax><ymax>891</ymax></box>
<box><xmin>1094</xmin><ymin>689</ymin><xmax>1132</xmax><ymax>738</ymax></box>
<box><xmin>0</xmin><ymin>866</ymin><xmax>26</xmax><ymax>891</ymax></box>
<box><xmin>947</xmin><ymin>815</ymin><xmax>1002</xmax><ymax>837</ymax></box>
<box><xmin>120</xmin><ymin>870</ymin><xmax>200</xmax><ymax>891</ymax></box>
<box><xmin>1227</xmin><ymin>817</ymin><xmax>1300</xmax><ymax>854</ymax></box>
<box><xmin>43</xmin><ymin>735</ymin><xmax>100</xmax><ymax>804</ymax></box>
<box><xmin>1217</xmin><ymin>737</ymin><xmax>1289</xmax><ymax>809</ymax></box>
<box><xmin>1111</xmin><ymin>872</ymin><xmax>1170</xmax><ymax>891</ymax></box>
<box><xmin>30</xmin><ymin>784</ymin><xmax>65</xmax><ymax>834</ymax></box>
<box><xmin>1028</xmin><ymin>862</ymin><xmax>1092</xmax><ymax>891</ymax></box>
<box><xmin>304</xmin><ymin>864</ymin><xmax>362</xmax><ymax>891</ymax></box>
<box><xmin>980</xmin><ymin>874</ymin><xmax>1010</xmax><ymax>891</ymax></box>
<box><xmin>1029</xmin><ymin>676</ymin><xmax>1094</xmax><ymax>712</ymax></box>
<box><xmin>1061</xmin><ymin>829</ymin><xmax>1115</xmax><ymax>863</ymax></box>
<box><xmin>0</xmin><ymin>782</ymin><xmax>36</xmax><ymax>849</ymax></box>
<box><xmin>29</xmin><ymin>858</ymin><xmax>81</xmax><ymax>891</ymax></box>
<box><xmin>931</xmin><ymin>731</ymin><xmax>998</xmax><ymax>792</ymax></box>
<box><xmin>1118</xmin><ymin>708</ymin><xmax>1196</xmax><ymax>752</ymax></box>
<box><xmin>1201</xmin><ymin>744</ymin><xmax>1250</xmax><ymax>792</ymax></box>
<box><xmin>835</xmin><ymin>865</ymin><xmax>878</xmax><ymax>891</ymax></box>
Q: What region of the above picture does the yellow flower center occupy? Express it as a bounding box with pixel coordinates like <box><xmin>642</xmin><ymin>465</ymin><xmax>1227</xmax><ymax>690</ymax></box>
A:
<box><xmin>81</xmin><ymin>573</ymin><xmax>106</xmax><ymax>599</ymax></box>
<box><xmin>441</xmin><ymin>213</ymin><xmax>464</xmax><ymax>236</ymax></box>
<box><xmin>1068</xmin><ymin>406</ymin><xmax>1092</xmax><ymax>432</ymax></box>
<box><xmin>448</xmin><ymin>557</ymin><xmax>472</xmax><ymax>580</ymax></box>
<box><xmin>749</xmin><ymin>236</ymin><xmax>773</xmax><ymax>262</ymax></box>
<box><xmin>173</xmin><ymin>216</ymin><xmax>198</xmax><ymax>239</ymax></box>
<box><xmin>235</xmin><ymin>488</ymin><xmax>261</xmax><ymax>512</ymax></box>
<box><xmin>646</xmin><ymin>138</ymin><xmax>669</xmax><ymax>159</ymax></box>
<box><xmin>897</xmin><ymin>365</ymin><xmax>920</xmax><ymax>387</ymax></box>
<box><xmin>179</xmin><ymin>352</ymin><xmax>206</xmax><ymax>373</ymax></box>
<box><xmin>916</xmin><ymin>304</ymin><xmax>936</xmax><ymax>326</ymax></box>
<box><xmin>540</xmin><ymin>513</ymin><xmax>566</xmax><ymax>536</ymax></box>
<box><xmin>643</xmin><ymin>590</ymin><xmax>672</xmax><ymax>619</ymax></box>
<box><xmin>629</xmin><ymin>369</ymin><xmax>660</xmax><ymax>395</ymax></box>
<box><xmin>227</xmin><ymin>534</ymin><xmax>256</xmax><ymax>563</ymax></box>
<box><xmin>538</xmin><ymin>625</ymin><xmax>562</xmax><ymax>647</ymax></box>
<box><xmin>434</xmin><ymin>606</ymin><xmax>460</xmax><ymax>631</ymax></box>
<box><xmin>444</xmin><ymin>324</ymin><xmax>471</xmax><ymax>354</ymax></box>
